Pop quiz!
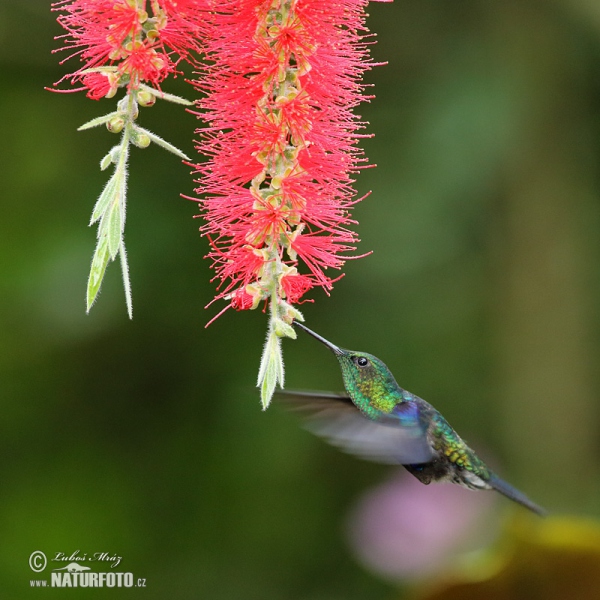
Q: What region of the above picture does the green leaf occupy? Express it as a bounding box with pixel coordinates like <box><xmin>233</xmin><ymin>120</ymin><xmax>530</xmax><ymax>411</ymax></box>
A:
<box><xmin>138</xmin><ymin>84</ymin><xmax>193</xmax><ymax>106</ymax></box>
<box><xmin>257</xmin><ymin>330</ymin><xmax>284</xmax><ymax>409</ymax></box>
<box><xmin>90</xmin><ymin>174</ymin><xmax>117</xmax><ymax>225</ymax></box>
<box><xmin>119</xmin><ymin>244</ymin><xmax>133</xmax><ymax>320</ymax></box>
<box><xmin>85</xmin><ymin>113</ymin><xmax>132</xmax><ymax>316</ymax></box>
<box><xmin>100</xmin><ymin>152</ymin><xmax>113</xmax><ymax>171</ymax></box>
<box><xmin>86</xmin><ymin>237</ymin><xmax>110</xmax><ymax>313</ymax></box>
<box><xmin>106</xmin><ymin>204</ymin><xmax>122</xmax><ymax>259</ymax></box>
<box><xmin>274</xmin><ymin>319</ymin><xmax>296</xmax><ymax>339</ymax></box>
<box><xmin>261</xmin><ymin>373</ymin><xmax>276</xmax><ymax>411</ymax></box>
<box><xmin>132</xmin><ymin>126</ymin><xmax>190</xmax><ymax>160</ymax></box>
<box><xmin>78</xmin><ymin>111</ymin><xmax>121</xmax><ymax>131</ymax></box>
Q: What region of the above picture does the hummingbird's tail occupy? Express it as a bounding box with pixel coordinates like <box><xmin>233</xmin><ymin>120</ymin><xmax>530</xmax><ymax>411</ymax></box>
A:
<box><xmin>488</xmin><ymin>473</ymin><xmax>547</xmax><ymax>516</ymax></box>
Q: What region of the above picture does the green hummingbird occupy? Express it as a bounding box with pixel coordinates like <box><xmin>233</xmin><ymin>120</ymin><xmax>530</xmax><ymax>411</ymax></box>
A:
<box><xmin>283</xmin><ymin>321</ymin><xmax>546</xmax><ymax>516</ymax></box>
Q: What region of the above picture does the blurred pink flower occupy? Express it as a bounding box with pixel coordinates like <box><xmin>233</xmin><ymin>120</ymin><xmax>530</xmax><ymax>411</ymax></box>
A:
<box><xmin>346</xmin><ymin>471</ymin><xmax>498</xmax><ymax>580</ymax></box>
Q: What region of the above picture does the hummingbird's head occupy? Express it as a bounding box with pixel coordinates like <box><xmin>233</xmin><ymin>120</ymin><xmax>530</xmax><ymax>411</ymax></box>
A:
<box><xmin>294</xmin><ymin>322</ymin><xmax>401</xmax><ymax>413</ymax></box>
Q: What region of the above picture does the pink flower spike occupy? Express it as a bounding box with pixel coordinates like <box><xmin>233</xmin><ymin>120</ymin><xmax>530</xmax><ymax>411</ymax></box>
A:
<box><xmin>81</xmin><ymin>71</ymin><xmax>118</xmax><ymax>99</ymax></box>
<box><xmin>193</xmin><ymin>0</ymin><xmax>380</xmax><ymax>309</ymax></box>
<box><xmin>192</xmin><ymin>0</ymin><xmax>389</xmax><ymax>407</ymax></box>
<box><xmin>51</xmin><ymin>0</ymin><xmax>207</xmax><ymax>94</ymax></box>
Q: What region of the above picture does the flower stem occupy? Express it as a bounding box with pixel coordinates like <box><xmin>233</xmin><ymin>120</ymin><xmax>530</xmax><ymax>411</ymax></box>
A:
<box><xmin>85</xmin><ymin>86</ymin><xmax>191</xmax><ymax>317</ymax></box>
<box><xmin>87</xmin><ymin>92</ymin><xmax>133</xmax><ymax>316</ymax></box>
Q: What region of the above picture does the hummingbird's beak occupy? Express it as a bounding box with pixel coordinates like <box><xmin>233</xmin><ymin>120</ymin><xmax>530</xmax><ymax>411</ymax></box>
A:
<box><xmin>294</xmin><ymin>322</ymin><xmax>345</xmax><ymax>356</ymax></box>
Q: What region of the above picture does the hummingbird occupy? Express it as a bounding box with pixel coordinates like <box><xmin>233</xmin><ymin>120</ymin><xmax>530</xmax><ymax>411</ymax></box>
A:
<box><xmin>282</xmin><ymin>321</ymin><xmax>546</xmax><ymax>516</ymax></box>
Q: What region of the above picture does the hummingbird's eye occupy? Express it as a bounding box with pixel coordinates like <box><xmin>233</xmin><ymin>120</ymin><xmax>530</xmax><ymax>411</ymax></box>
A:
<box><xmin>355</xmin><ymin>356</ymin><xmax>369</xmax><ymax>367</ymax></box>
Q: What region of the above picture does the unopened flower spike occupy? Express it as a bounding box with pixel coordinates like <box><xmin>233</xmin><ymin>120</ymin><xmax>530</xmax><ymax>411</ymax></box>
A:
<box><xmin>192</xmin><ymin>0</ymin><xmax>387</xmax><ymax>408</ymax></box>
<box><xmin>49</xmin><ymin>0</ymin><xmax>207</xmax><ymax>317</ymax></box>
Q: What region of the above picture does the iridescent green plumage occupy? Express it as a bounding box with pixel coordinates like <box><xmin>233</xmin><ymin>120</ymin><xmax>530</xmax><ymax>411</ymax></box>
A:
<box><xmin>284</xmin><ymin>322</ymin><xmax>546</xmax><ymax>516</ymax></box>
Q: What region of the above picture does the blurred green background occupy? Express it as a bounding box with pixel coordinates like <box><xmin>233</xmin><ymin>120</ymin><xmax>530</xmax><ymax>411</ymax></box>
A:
<box><xmin>2</xmin><ymin>0</ymin><xmax>600</xmax><ymax>598</ymax></box>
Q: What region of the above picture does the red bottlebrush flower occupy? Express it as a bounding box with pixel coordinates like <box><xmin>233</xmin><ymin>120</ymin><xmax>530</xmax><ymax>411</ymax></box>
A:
<box><xmin>231</xmin><ymin>285</ymin><xmax>263</xmax><ymax>311</ymax></box>
<box><xmin>193</xmin><ymin>0</ymin><xmax>380</xmax><ymax>320</ymax></box>
<box><xmin>81</xmin><ymin>71</ymin><xmax>117</xmax><ymax>99</ymax></box>
<box><xmin>50</xmin><ymin>0</ymin><xmax>206</xmax><ymax>96</ymax></box>
<box><xmin>279</xmin><ymin>268</ymin><xmax>313</xmax><ymax>304</ymax></box>
<box><xmin>231</xmin><ymin>288</ymin><xmax>256</xmax><ymax>310</ymax></box>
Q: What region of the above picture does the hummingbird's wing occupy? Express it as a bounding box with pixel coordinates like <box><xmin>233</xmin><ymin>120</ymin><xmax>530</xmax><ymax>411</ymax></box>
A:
<box><xmin>277</xmin><ymin>390</ymin><xmax>434</xmax><ymax>465</ymax></box>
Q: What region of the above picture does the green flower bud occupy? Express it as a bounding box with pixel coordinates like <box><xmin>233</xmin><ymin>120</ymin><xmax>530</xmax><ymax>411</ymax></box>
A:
<box><xmin>106</xmin><ymin>117</ymin><xmax>125</xmax><ymax>134</ymax></box>
<box><xmin>133</xmin><ymin>132</ymin><xmax>151</xmax><ymax>149</ymax></box>
<box><xmin>137</xmin><ymin>90</ymin><xmax>156</xmax><ymax>107</ymax></box>
<box><xmin>274</xmin><ymin>318</ymin><xmax>296</xmax><ymax>339</ymax></box>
